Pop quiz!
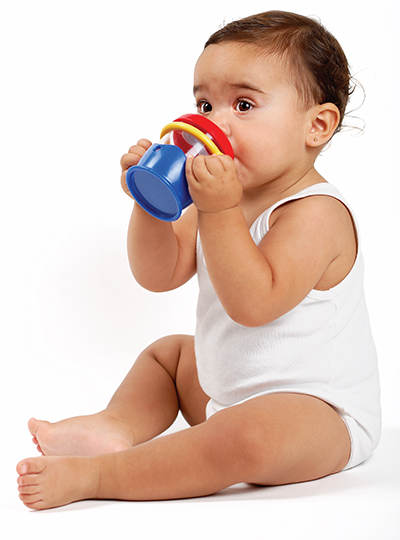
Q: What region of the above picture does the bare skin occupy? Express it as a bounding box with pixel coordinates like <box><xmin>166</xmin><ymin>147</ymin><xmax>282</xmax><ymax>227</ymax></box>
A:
<box><xmin>18</xmin><ymin>43</ymin><xmax>355</xmax><ymax>510</ymax></box>
<box><xmin>27</xmin><ymin>413</ymin><xmax>133</xmax><ymax>457</ymax></box>
<box><xmin>17</xmin><ymin>336</ymin><xmax>351</xmax><ymax>510</ymax></box>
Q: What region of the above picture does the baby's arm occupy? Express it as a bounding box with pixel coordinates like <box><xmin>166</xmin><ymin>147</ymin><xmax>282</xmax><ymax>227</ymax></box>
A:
<box><xmin>121</xmin><ymin>141</ymin><xmax>197</xmax><ymax>292</ymax></box>
<box><xmin>186</xmin><ymin>155</ymin><xmax>354</xmax><ymax>326</ymax></box>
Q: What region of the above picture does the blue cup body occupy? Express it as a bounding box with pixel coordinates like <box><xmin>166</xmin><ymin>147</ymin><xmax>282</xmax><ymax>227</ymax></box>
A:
<box><xmin>126</xmin><ymin>144</ymin><xmax>192</xmax><ymax>222</ymax></box>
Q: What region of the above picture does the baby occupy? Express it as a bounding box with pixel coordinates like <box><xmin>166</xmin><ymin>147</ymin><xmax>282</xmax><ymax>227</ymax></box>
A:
<box><xmin>17</xmin><ymin>10</ymin><xmax>381</xmax><ymax>510</ymax></box>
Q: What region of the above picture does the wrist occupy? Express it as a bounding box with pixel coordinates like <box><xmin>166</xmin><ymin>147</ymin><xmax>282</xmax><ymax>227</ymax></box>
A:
<box><xmin>197</xmin><ymin>205</ymin><xmax>247</xmax><ymax>238</ymax></box>
<box><xmin>197</xmin><ymin>205</ymin><xmax>241</xmax><ymax>218</ymax></box>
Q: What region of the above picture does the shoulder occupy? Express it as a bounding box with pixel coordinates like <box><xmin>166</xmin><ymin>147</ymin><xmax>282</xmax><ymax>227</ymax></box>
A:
<box><xmin>270</xmin><ymin>193</ymin><xmax>355</xmax><ymax>239</ymax></box>
<box><xmin>264</xmin><ymin>191</ymin><xmax>357</xmax><ymax>265</ymax></box>
<box><xmin>267</xmin><ymin>193</ymin><xmax>357</xmax><ymax>291</ymax></box>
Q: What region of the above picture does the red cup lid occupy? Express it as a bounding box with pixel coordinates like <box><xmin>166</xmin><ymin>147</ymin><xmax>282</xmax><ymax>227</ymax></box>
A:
<box><xmin>173</xmin><ymin>114</ymin><xmax>234</xmax><ymax>158</ymax></box>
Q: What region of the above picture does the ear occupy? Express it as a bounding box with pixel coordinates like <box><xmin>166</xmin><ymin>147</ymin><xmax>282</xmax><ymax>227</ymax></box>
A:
<box><xmin>306</xmin><ymin>103</ymin><xmax>340</xmax><ymax>147</ymax></box>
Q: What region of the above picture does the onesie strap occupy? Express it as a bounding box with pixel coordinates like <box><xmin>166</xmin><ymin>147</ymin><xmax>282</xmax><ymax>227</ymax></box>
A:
<box><xmin>250</xmin><ymin>183</ymin><xmax>356</xmax><ymax>243</ymax></box>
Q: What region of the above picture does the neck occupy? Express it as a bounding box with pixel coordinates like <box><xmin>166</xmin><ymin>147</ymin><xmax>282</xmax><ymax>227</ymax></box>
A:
<box><xmin>240</xmin><ymin>166</ymin><xmax>326</xmax><ymax>227</ymax></box>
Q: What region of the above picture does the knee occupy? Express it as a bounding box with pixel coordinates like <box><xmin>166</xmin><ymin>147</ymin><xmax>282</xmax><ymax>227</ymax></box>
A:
<box><xmin>144</xmin><ymin>335</ymin><xmax>193</xmax><ymax>379</ymax></box>
<box><xmin>204</xmin><ymin>410</ymin><xmax>274</xmax><ymax>482</ymax></box>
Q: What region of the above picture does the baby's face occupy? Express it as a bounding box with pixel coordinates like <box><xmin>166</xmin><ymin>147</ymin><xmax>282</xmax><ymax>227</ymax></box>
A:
<box><xmin>193</xmin><ymin>43</ymin><xmax>315</xmax><ymax>192</ymax></box>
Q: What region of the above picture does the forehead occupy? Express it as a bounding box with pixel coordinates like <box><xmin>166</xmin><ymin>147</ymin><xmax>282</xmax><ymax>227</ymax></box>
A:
<box><xmin>193</xmin><ymin>42</ymin><xmax>292</xmax><ymax>93</ymax></box>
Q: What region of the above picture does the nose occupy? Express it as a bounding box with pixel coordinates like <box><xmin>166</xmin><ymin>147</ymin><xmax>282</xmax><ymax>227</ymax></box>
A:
<box><xmin>209</xmin><ymin>112</ymin><xmax>231</xmax><ymax>138</ymax></box>
<box><xmin>216</xmin><ymin>121</ymin><xmax>231</xmax><ymax>138</ymax></box>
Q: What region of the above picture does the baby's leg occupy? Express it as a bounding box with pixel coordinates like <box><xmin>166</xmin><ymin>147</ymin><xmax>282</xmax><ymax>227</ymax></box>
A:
<box><xmin>18</xmin><ymin>393</ymin><xmax>351</xmax><ymax>510</ymax></box>
<box><xmin>28</xmin><ymin>335</ymin><xmax>208</xmax><ymax>456</ymax></box>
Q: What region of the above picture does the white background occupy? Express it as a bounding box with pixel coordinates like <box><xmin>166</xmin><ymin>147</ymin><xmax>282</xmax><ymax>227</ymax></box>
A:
<box><xmin>1</xmin><ymin>0</ymin><xmax>399</xmax><ymax>537</ymax></box>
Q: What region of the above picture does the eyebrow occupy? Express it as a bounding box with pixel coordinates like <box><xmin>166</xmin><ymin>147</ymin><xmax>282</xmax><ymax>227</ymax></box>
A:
<box><xmin>193</xmin><ymin>82</ymin><xmax>266</xmax><ymax>95</ymax></box>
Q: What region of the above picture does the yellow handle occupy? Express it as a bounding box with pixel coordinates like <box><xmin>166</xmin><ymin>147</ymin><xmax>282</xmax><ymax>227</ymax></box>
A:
<box><xmin>160</xmin><ymin>122</ymin><xmax>223</xmax><ymax>155</ymax></box>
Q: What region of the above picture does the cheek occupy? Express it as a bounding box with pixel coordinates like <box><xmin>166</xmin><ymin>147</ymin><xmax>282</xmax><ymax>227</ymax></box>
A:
<box><xmin>237</xmin><ymin>137</ymin><xmax>280</xmax><ymax>168</ymax></box>
<box><xmin>232</xmin><ymin>139</ymin><xmax>263</xmax><ymax>173</ymax></box>
<box><xmin>230</xmin><ymin>120</ymin><xmax>288</xmax><ymax>175</ymax></box>
<box><xmin>237</xmin><ymin>138</ymin><xmax>291</xmax><ymax>183</ymax></box>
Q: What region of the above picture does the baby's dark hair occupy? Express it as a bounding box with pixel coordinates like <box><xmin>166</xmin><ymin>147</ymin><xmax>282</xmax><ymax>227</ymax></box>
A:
<box><xmin>205</xmin><ymin>10</ymin><xmax>354</xmax><ymax>133</ymax></box>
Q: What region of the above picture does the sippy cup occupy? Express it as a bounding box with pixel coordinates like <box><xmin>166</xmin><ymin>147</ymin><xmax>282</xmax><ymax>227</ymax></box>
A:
<box><xmin>125</xmin><ymin>114</ymin><xmax>234</xmax><ymax>221</ymax></box>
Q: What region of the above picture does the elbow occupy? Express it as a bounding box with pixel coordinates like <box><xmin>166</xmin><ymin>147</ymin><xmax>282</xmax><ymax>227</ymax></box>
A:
<box><xmin>129</xmin><ymin>268</ymin><xmax>170</xmax><ymax>293</ymax></box>
<box><xmin>227</xmin><ymin>307</ymin><xmax>275</xmax><ymax>328</ymax></box>
<box><xmin>224</xmin><ymin>282</ymin><xmax>283</xmax><ymax>327</ymax></box>
<box><xmin>139</xmin><ymin>283</ymin><xmax>169</xmax><ymax>293</ymax></box>
<box><xmin>130</xmin><ymin>266</ymin><xmax>187</xmax><ymax>293</ymax></box>
<box><xmin>224</xmin><ymin>291</ymin><xmax>283</xmax><ymax>327</ymax></box>
<box><xmin>133</xmin><ymin>275</ymin><xmax>176</xmax><ymax>293</ymax></box>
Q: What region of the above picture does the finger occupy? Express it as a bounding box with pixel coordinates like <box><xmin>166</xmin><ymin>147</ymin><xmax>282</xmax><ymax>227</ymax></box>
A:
<box><xmin>129</xmin><ymin>138</ymin><xmax>152</xmax><ymax>153</ymax></box>
<box><xmin>185</xmin><ymin>155</ymin><xmax>198</xmax><ymax>184</ymax></box>
<box><xmin>121</xmin><ymin>139</ymin><xmax>153</xmax><ymax>171</ymax></box>
<box><xmin>206</xmin><ymin>154</ymin><xmax>235</xmax><ymax>173</ymax></box>
<box><xmin>203</xmin><ymin>154</ymin><xmax>225</xmax><ymax>175</ymax></box>
<box><xmin>120</xmin><ymin>152</ymin><xmax>143</xmax><ymax>171</ymax></box>
<box><xmin>190</xmin><ymin>155</ymin><xmax>212</xmax><ymax>180</ymax></box>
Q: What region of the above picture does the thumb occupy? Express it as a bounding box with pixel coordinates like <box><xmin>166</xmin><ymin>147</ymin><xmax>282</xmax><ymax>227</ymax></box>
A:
<box><xmin>185</xmin><ymin>155</ymin><xmax>196</xmax><ymax>183</ymax></box>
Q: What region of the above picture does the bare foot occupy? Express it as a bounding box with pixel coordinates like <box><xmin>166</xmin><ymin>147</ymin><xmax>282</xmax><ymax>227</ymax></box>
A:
<box><xmin>28</xmin><ymin>411</ymin><xmax>134</xmax><ymax>457</ymax></box>
<box><xmin>17</xmin><ymin>455</ymin><xmax>99</xmax><ymax>510</ymax></box>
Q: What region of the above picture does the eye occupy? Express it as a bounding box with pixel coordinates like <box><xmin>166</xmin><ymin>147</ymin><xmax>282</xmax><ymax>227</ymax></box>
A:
<box><xmin>235</xmin><ymin>100</ymin><xmax>253</xmax><ymax>113</ymax></box>
<box><xmin>196</xmin><ymin>100</ymin><xmax>212</xmax><ymax>114</ymax></box>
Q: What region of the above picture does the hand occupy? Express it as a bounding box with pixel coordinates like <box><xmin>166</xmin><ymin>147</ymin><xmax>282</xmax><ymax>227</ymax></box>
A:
<box><xmin>185</xmin><ymin>154</ymin><xmax>243</xmax><ymax>214</ymax></box>
<box><xmin>120</xmin><ymin>139</ymin><xmax>152</xmax><ymax>198</ymax></box>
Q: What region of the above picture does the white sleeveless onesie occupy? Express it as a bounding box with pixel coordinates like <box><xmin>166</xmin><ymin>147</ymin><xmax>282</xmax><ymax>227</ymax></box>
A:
<box><xmin>195</xmin><ymin>183</ymin><xmax>381</xmax><ymax>470</ymax></box>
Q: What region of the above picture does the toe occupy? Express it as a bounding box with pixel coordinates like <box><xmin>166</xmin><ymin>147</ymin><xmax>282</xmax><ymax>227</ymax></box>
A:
<box><xmin>18</xmin><ymin>484</ymin><xmax>40</xmax><ymax>495</ymax></box>
<box><xmin>28</xmin><ymin>418</ymin><xmax>49</xmax><ymax>437</ymax></box>
<box><xmin>17</xmin><ymin>457</ymin><xmax>46</xmax><ymax>476</ymax></box>
<box><xmin>28</xmin><ymin>418</ymin><xmax>38</xmax><ymax>436</ymax></box>
<box><xmin>18</xmin><ymin>473</ymin><xmax>40</xmax><ymax>487</ymax></box>
<box><xmin>19</xmin><ymin>492</ymin><xmax>43</xmax><ymax>508</ymax></box>
<box><xmin>31</xmin><ymin>435</ymin><xmax>44</xmax><ymax>454</ymax></box>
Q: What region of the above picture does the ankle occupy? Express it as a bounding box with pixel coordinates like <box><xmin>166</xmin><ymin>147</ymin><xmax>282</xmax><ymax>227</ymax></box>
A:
<box><xmin>64</xmin><ymin>456</ymin><xmax>106</xmax><ymax>502</ymax></box>
<box><xmin>91</xmin><ymin>454</ymin><xmax>117</xmax><ymax>501</ymax></box>
<box><xmin>101</xmin><ymin>408</ymin><xmax>136</xmax><ymax>446</ymax></box>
